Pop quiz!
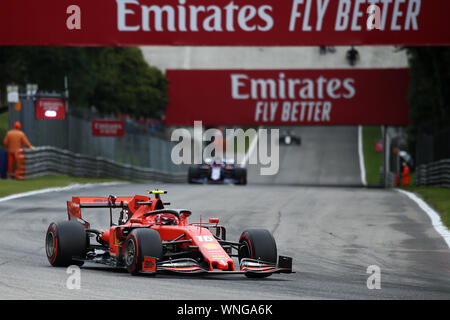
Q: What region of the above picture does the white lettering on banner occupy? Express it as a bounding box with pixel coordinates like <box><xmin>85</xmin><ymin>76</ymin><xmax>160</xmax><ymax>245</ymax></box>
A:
<box><xmin>117</xmin><ymin>0</ymin><xmax>140</xmax><ymax>31</ymax></box>
<box><xmin>290</xmin><ymin>0</ymin><xmax>340</xmax><ymax>31</ymax></box>
<box><xmin>116</xmin><ymin>0</ymin><xmax>421</xmax><ymax>33</ymax></box>
<box><xmin>231</xmin><ymin>74</ymin><xmax>249</xmax><ymax>99</ymax></box>
<box><xmin>256</xmin><ymin>101</ymin><xmax>332</xmax><ymax>124</ymax></box>
<box><xmin>39</xmin><ymin>101</ymin><xmax>64</xmax><ymax>109</ymax></box>
<box><xmin>334</xmin><ymin>0</ymin><xmax>421</xmax><ymax>31</ymax></box>
<box><xmin>405</xmin><ymin>0</ymin><xmax>421</xmax><ymax>31</ymax></box>
<box><xmin>255</xmin><ymin>102</ymin><xmax>278</xmax><ymax>122</ymax></box>
<box><xmin>116</xmin><ymin>0</ymin><xmax>274</xmax><ymax>32</ymax></box>
<box><xmin>231</xmin><ymin>73</ymin><xmax>356</xmax><ymax>101</ymax></box>
<box><xmin>231</xmin><ymin>73</ymin><xmax>351</xmax><ymax>124</ymax></box>
<box><xmin>94</xmin><ymin>123</ymin><xmax>124</xmax><ymax>134</ymax></box>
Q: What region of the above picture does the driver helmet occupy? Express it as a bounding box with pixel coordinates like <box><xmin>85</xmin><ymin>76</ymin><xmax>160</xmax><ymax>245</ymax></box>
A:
<box><xmin>156</xmin><ymin>213</ymin><xmax>177</xmax><ymax>225</ymax></box>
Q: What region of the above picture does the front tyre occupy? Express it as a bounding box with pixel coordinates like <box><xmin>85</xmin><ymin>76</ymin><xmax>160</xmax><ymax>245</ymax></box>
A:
<box><xmin>238</xmin><ymin>229</ymin><xmax>277</xmax><ymax>278</ymax></box>
<box><xmin>124</xmin><ymin>228</ymin><xmax>162</xmax><ymax>275</ymax></box>
<box><xmin>45</xmin><ymin>221</ymin><xmax>86</xmax><ymax>267</ymax></box>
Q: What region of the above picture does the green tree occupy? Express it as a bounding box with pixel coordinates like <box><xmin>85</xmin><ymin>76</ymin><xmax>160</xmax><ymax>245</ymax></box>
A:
<box><xmin>89</xmin><ymin>47</ymin><xmax>168</xmax><ymax>117</ymax></box>
<box><xmin>0</xmin><ymin>46</ymin><xmax>168</xmax><ymax>119</ymax></box>
<box><xmin>405</xmin><ymin>47</ymin><xmax>450</xmax><ymax>153</ymax></box>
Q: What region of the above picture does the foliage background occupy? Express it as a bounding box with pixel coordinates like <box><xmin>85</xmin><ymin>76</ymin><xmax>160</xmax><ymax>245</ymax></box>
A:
<box><xmin>0</xmin><ymin>47</ymin><xmax>168</xmax><ymax>118</ymax></box>
<box><xmin>405</xmin><ymin>47</ymin><xmax>450</xmax><ymax>155</ymax></box>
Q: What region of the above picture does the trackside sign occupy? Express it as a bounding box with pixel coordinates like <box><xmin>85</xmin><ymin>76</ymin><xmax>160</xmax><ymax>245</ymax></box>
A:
<box><xmin>0</xmin><ymin>0</ymin><xmax>449</xmax><ymax>46</ymax></box>
<box><xmin>92</xmin><ymin>120</ymin><xmax>125</xmax><ymax>137</ymax></box>
<box><xmin>35</xmin><ymin>99</ymin><xmax>66</xmax><ymax>120</ymax></box>
<box><xmin>164</xmin><ymin>69</ymin><xmax>410</xmax><ymax>126</ymax></box>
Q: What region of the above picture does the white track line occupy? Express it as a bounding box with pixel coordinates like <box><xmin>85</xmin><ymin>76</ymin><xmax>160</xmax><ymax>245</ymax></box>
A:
<box><xmin>358</xmin><ymin>125</ymin><xmax>368</xmax><ymax>187</ymax></box>
<box><xmin>0</xmin><ymin>182</ymin><xmax>125</xmax><ymax>203</ymax></box>
<box><xmin>397</xmin><ymin>189</ymin><xmax>450</xmax><ymax>250</ymax></box>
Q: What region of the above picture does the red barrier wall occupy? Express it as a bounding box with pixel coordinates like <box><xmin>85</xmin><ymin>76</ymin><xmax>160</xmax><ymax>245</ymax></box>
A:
<box><xmin>1</xmin><ymin>0</ymin><xmax>449</xmax><ymax>46</ymax></box>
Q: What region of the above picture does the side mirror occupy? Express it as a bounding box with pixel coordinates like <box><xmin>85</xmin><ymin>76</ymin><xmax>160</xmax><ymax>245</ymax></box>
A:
<box><xmin>180</xmin><ymin>210</ymin><xmax>192</xmax><ymax>218</ymax></box>
<box><xmin>180</xmin><ymin>210</ymin><xmax>192</xmax><ymax>223</ymax></box>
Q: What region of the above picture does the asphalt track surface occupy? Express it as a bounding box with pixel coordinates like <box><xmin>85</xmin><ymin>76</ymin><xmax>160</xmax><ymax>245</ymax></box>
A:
<box><xmin>0</xmin><ymin>127</ymin><xmax>449</xmax><ymax>300</ymax></box>
<box><xmin>250</xmin><ymin>126</ymin><xmax>362</xmax><ymax>186</ymax></box>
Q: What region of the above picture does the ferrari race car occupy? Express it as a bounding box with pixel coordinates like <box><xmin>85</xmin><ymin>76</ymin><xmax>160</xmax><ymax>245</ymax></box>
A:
<box><xmin>45</xmin><ymin>190</ymin><xmax>293</xmax><ymax>277</ymax></box>
<box><xmin>279</xmin><ymin>130</ymin><xmax>301</xmax><ymax>146</ymax></box>
<box><xmin>188</xmin><ymin>158</ymin><xmax>247</xmax><ymax>185</ymax></box>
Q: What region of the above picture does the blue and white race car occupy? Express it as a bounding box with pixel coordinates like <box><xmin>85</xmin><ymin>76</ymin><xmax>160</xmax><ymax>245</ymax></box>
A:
<box><xmin>188</xmin><ymin>158</ymin><xmax>247</xmax><ymax>185</ymax></box>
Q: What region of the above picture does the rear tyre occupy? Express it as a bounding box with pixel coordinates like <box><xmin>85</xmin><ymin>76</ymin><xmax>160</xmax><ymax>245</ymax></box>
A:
<box><xmin>234</xmin><ymin>167</ymin><xmax>247</xmax><ymax>185</ymax></box>
<box><xmin>45</xmin><ymin>221</ymin><xmax>86</xmax><ymax>267</ymax></box>
<box><xmin>124</xmin><ymin>228</ymin><xmax>162</xmax><ymax>275</ymax></box>
<box><xmin>238</xmin><ymin>229</ymin><xmax>277</xmax><ymax>278</ymax></box>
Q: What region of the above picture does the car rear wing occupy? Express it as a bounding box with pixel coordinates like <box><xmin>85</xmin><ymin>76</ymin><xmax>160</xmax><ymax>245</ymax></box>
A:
<box><xmin>67</xmin><ymin>196</ymin><xmax>137</xmax><ymax>228</ymax></box>
<box><xmin>66</xmin><ymin>194</ymin><xmax>170</xmax><ymax>227</ymax></box>
<box><xmin>72</xmin><ymin>196</ymin><xmax>134</xmax><ymax>206</ymax></box>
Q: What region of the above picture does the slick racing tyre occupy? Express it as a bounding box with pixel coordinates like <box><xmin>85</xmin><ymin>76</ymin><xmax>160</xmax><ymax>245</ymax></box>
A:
<box><xmin>124</xmin><ymin>228</ymin><xmax>162</xmax><ymax>275</ymax></box>
<box><xmin>46</xmin><ymin>221</ymin><xmax>87</xmax><ymax>267</ymax></box>
<box><xmin>238</xmin><ymin>229</ymin><xmax>277</xmax><ymax>278</ymax></box>
<box><xmin>234</xmin><ymin>167</ymin><xmax>247</xmax><ymax>185</ymax></box>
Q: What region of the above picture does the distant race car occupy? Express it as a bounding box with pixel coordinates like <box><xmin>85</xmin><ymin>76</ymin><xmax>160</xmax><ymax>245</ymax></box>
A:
<box><xmin>279</xmin><ymin>130</ymin><xmax>301</xmax><ymax>146</ymax></box>
<box><xmin>45</xmin><ymin>190</ymin><xmax>293</xmax><ymax>277</ymax></box>
<box><xmin>188</xmin><ymin>158</ymin><xmax>247</xmax><ymax>185</ymax></box>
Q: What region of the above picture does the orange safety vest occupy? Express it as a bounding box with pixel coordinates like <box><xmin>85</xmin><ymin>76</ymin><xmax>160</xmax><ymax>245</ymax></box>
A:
<box><xmin>3</xmin><ymin>129</ymin><xmax>32</xmax><ymax>153</ymax></box>
<box><xmin>402</xmin><ymin>165</ymin><xmax>410</xmax><ymax>186</ymax></box>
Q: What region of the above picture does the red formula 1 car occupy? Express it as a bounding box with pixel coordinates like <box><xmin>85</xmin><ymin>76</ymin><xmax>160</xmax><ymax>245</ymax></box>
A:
<box><xmin>45</xmin><ymin>190</ymin><xmax>293</xmax><ymax>277</ymax></box>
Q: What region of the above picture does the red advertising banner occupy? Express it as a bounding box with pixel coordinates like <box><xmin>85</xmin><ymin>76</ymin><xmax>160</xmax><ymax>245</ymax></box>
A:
<box><xmin>35</xmin><ymin>98</ymin><xmax>66</xmax><ymax>120</ymax></box>
<box><xmin>164</xmin><ymin>69</ymin><xmax>410</xmax><ymax>126</ymax></box>
<box><xmin>0</xmin><ymin>0</ymin><xmax>449</xmax><ymax>46</ymax></box>
<box><xmin>92</xmin><ymin>120</ymin><xmax>125</xmax><ymax>137</ymax></box>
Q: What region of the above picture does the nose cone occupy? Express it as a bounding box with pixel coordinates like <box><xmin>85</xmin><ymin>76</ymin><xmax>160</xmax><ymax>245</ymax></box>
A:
<box><xmin>214</xmin><ymin>258</ymin><xmax>234</xmax><ymax>271</ymax></box>
<box><xmin>219</xmin><ymin>260</ymin><xmax>228</xmax><ymax>268</ymax></box>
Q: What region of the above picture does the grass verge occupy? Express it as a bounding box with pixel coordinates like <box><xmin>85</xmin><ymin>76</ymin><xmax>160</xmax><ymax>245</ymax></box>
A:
<box><xmin>401</xmin><ymin>186</ymin><xmax>450</xmax><ymax>229</ymax></box>
<box><xmin>0</xmin><ymin>175</ymin><xmax>123</xmax><ymax>198</ymax></box>
<box><xmin>361</xmin><ymin>126</ymin><xmax>449</xmax><ymax>229</ymax></box>
<box><xmin>0</xmin><ymin>111</ymin><xmax>8</xmax><ymax>129</ymax></box>
<box><xmin>362</xmin><ymin>126</ymin><xmax>383</xmax><ymax>185</ymax></box>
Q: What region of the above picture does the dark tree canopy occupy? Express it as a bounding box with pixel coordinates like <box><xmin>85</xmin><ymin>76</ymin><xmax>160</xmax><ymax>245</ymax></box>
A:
<box><xmin>0</xmin><ymin>46</ymin><xmax>168</xmax><ymax>118</ymax></box>
<box><xmin>406</xmin><ymin>47</ymin><xmax>450</xmax><ymax>138</ymax></box>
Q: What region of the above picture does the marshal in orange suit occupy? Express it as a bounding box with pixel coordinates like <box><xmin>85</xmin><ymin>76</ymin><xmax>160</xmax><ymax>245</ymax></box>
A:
<box><xmin>3</xmin><ymin>121</ymin><xmax>35</xmax><ymax>179</ymax></box>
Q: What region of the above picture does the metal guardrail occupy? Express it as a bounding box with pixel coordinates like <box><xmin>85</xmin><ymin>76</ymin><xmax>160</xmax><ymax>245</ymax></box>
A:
<box><xmin>416</xmin><ymin>159</ymin><xmax>450</xmax><ymax>188</ymax></box>
<box><xmin>24</xmin><ymin>146</ymin><xmax>187</xmax><ymax>183</ymax></box>
<box><xmin>8</xmin><ymin>100</ymin><xmax>178</xmax><ymax>173</ymax></box>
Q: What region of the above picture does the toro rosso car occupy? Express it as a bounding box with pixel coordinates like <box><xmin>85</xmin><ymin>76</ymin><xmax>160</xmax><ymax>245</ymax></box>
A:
<box><xmin>45</xmin><ymin>190</ymin><xmax>293</xmax><ymax>277</ymax></box>
<box><xmin>188</xmin><ymin>158</ymin><xmax>247</xmax><ymax>185</ymax></box>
